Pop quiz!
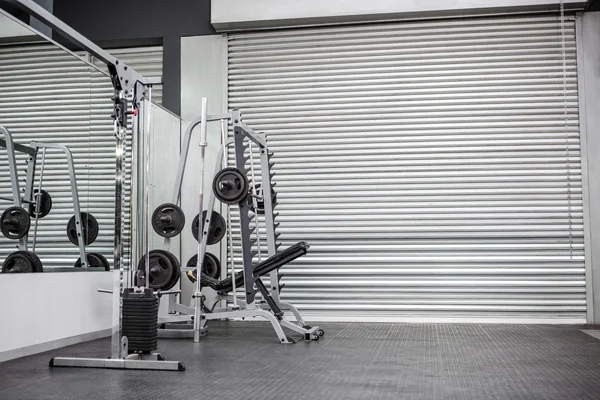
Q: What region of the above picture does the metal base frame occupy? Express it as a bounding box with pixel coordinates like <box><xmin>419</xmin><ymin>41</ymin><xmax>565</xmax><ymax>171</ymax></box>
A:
<box><xmin>50</xmin><ymin>353</ymin><xmax>185</xmax><ymax>371</ymax></box>
<box><xmin>158</xmin><ymin>292</ymin><xmax>321</xmax><ymax>343</ymax></box>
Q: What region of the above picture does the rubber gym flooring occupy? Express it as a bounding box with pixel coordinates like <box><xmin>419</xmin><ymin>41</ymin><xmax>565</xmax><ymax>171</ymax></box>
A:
<box><xmin>1</xmin><ymin>322</ymin><xmax>600</xmax><ymax>400</ymax></box>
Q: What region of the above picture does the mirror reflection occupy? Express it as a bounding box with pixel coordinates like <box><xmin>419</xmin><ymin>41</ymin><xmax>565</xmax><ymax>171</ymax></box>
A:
<box><xmin>0</xmin><ymin>10</ymin><xmax>138</xmax><ymax>273</ymax></box>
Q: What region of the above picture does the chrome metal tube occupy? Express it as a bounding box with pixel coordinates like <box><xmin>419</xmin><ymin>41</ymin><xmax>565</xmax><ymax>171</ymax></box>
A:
<box><xmin>221</xmin><ymin>119</ymin><xmax>237</xmax><ymax>308</ymax></box>
<box><xmin>31</xmin><ymin>148</ymin><xmax>46</xmax><ymax>253</ymax></box>
<box><xmin>194</xmin><ymin>98</ymin><xmax>208</xmax><ymax>343</ymax></box>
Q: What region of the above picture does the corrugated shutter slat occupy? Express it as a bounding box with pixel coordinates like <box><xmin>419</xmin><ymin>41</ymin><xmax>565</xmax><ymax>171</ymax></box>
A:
<box><xmin>227</xmin><ymin>14</ymin><xmax>585</xmax><ymax>322</ymax></box>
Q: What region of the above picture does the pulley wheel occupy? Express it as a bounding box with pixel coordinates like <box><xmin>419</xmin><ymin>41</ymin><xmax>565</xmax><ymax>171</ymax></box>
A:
<box><xmin>192</xmin><ymin>211</ymin><xmax>226</xmax><ymax>245</ymax></box>
<box><xmin>74</xmin><ymin>252</ymin><xmax>111</xmax><ymax>271</ymax></box>
<box><xmin>137</xmin><ymin>250</ymin><xmax>179</xmax><ymax>290</ymax></box>
<box><xmin>151</xmin><ymin>203</ymin><xmax>185</xmax><ymax>238</ymax></box>
<box><xmin>1</xmin><ymin>206</ymin><xmax>31</xmax><ymax>240</ymax></box>
<box><xmin>212</xmin><ymin>167</ymin><xmax>249</xmax><ymax>204</ymax></box>
<box><xmin>186</xmin><ymin>252</ymin><xmax>220</xmax><ymax>280</ymax></box>
<box><xmin>66</xmin><ymin>212</ymin><xmax>99</xmax><ymax>246</ymax></box>
<box><xmin>29</xmin><ymin>189</ymin><xmax>52</xmax><ymax>219</ymax></box>
<box><xmin>2</xmin><ymin>251</ymin><xmax>42</xmax><ymax>273</ymax></box>
<box><xmin>248</xmin><ymin>183</ymin><xmax>277</xmax><ymax>215</ymax></box>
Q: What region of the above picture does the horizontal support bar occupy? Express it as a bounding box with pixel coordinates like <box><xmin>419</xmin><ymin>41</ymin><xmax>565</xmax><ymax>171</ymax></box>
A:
<box><xmin>0</xmin><ymin>196</ymin><xmax>34</xmax><ymax>204</ymax></box>
<box><xmin>0</xmin><ymin>138</ymin><xmax>36</xmax><ymax>156</ymax></box>
<box><xmin>206</xmin><ymin>113</ymin><xmax>232</xmax><ymax>122</ymax></box>
<box><xmin>50</xmin><ymin>357</ymin><xmax>185</xmax><ymax>371</ymax></box>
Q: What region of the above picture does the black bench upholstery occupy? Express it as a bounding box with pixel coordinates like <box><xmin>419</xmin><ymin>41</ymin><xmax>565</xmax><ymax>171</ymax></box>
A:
<box><xmin>199</xmin><ymin>241</ymin><xmax>310</xmax><ymax>293</ymax></box>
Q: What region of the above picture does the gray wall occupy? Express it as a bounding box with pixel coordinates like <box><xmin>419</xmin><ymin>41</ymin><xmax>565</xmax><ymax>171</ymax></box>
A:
<box><xmin>578</xmin><ymin>11</ymin><xmax>600</xmax><ymax>323</ymax></box>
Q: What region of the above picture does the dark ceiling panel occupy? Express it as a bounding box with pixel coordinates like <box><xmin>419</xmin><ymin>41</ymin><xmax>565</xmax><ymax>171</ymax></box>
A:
<box><xmin>52</xmin><ymin>0</ymin><xmax>214</xmax><ymax>44</ymax></box>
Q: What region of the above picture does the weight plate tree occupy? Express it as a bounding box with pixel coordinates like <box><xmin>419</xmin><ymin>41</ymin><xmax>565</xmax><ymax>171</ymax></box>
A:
<box><xmin>137</xmin><ymin>250</ymin><xmax>181</xmax><ymax>290</ymax></box>
<box><xmin>191</xmin><ymin>211</ymin><xmax>226</xmax><ymax>245</ymax></box>
<box><xmin>212</xmin><ymin>167</ymin><xmax>249</xmax><ymax>204</ymax></box>
<box><xmin>66</xmin><ymin>212</ymin><xmax>99</xmax><ymax>246</ymax></box>
<box><xmin>151</xmin><ymin>203</ymin><xmax>185</xmax><ymax>238</ymax></box>
<box><xmin>74</xmin><ymin>252</ymin><xmax>111</xmax><ymax>271</ymax></box>
<box><xmin>1</xmin><ymin>206</ymin><xmax>31</xmax><ymax>240</ymax></box>
<box><xmin>2</xmin><ymin>250</ymin><xmax>43</xmax><ymax>273</ymax></box>
<box><xmin>186</xmin><ymin>252</ymin><xmax>221</xmax><ymax>279</ymax></box>
<box><xmin>28</xmin><ymin>189</ymin><xmax>52</xmax><ymax>219</ymax></box>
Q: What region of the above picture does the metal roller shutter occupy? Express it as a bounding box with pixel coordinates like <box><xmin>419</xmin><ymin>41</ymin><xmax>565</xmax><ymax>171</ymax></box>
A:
<box><xmin>227</xmin><ymin>14</ymin><xmax>585</xmax><ymax>322</ymax></box>
<box><xmin>0</xmin><ymin>43</ymin><xmax>162</xmax><ymax>270</ymax></box>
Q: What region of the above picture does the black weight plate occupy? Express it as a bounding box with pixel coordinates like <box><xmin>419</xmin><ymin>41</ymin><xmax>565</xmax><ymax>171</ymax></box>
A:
<box><xmin>186</xmin><ymin>252</ymin><xmax>220</xmax><ymax>280</ymax></box>
<box><xmin>123</xmin><ymin>318</ymin><xmax>158</xmax><ymax>323</ymax></box>
<box><xmin>125</xmin><ymin>341</ymin><xmax>157</xmax><ymax>346</ymax></box>
<box><xmin>1</xmin><ymin>206</ymin><xmax>31</xmax><ymax>240</ymax></box>
<box><xmin>203</xmin><ymin>252</ymin><xmax>220</xmax><ymax>279</ymax></box>
<box><xmin>89</xmin><ymin>253</ymin><xmax>110</xmax><ymax>271</ymax></box>
<box><xmin>151</xmin><ymin>203</ymin><xmax>185</xmax><ymax>238</ymax></box>
<box><xmin>29</xmin><ymin>189</ymin><xmax>52</xmax><ymax>219</ymax></box>
<box><xmin>192</xmin><ymin>211</ymin><xmax>227</xmax><ymax>245</ymax></box>
<box><xmin>191</xmin><ymin>214</ymin><xmax>200</xmax><ymax>241</ymax></box>
<box><xmin>122</xmin><ymin>312</ymin><xmax>160</xmax><ymax>317</ymax></box>
<box><xmin>66</xmin><ymin>212</ymin><xmax>99</xmax><ymax>246</ymax></box>
<box><xmin>122</xmin><ymin>301</ymin><xmax>158</xmax><ymax>306</ymax></box>
<box><xmin>137</xmin><ymin>250</ymin><xmax>175</xmax><ymax>290</ymax></box>
<box><xmin>212</xmin><ymin>167</ymin><xmax>249</xmax><ymax>204</ymax></box>
<box><xmin>2</xmin><ymin>251</ymin><xmax>36</xmax><ymax>273</ymax></box>
<box><xmin>124</xmin><ymin>341</ymin><xmax>158</xmax><ymax>346</ymax></box>
<box><xmin>122</xmin><ymin>329</ymin><xmax>157</xmax><ymax>335</ymax></box>
<box><xmin>123</xmin><ymin>328</ymin><xmax>157</xmax><ymax>333</ymax></box>
<box><xmin>74</xmin><ymin>253</ymin><xmax>111</xmax><ymax>271</ymax></box>
<box><xmin>156</xmin><ymin>250</ymin><xmax>181</xmax><ymax>291</ymax></box>
<box><xmin>25</xmin><ymin>252</ymin><xmax>43</xmax><ymax>273</ymax></box>
<box><xmin>122</xmin><ymin>301</ymin><xmax>158</xmax><ymax>307</ymax></box>
<box><xmin>123</xmin><ymin>318</ymin><xmax>158</xmax><ymax>328</ymax></box>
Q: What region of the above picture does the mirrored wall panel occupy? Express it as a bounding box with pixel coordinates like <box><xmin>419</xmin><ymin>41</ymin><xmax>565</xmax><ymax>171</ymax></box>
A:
<box><xmin>0</xmin><ymin>9</ymin><xmax>163</xmax><ymax>273</ymax></box>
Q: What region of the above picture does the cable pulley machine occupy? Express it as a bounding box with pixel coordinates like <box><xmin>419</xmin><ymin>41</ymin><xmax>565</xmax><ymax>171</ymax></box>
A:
<box><xmin>6</xmin><ymin>0</ymin><xmax>184</xmax><ymax>371</ymax></box>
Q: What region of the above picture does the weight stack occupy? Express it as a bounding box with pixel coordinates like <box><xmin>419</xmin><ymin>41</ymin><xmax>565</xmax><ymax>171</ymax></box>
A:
<box><xmin>122</xmin><ymin>288</ymin><xmax>158</xmax><ymax>354</ymax></box>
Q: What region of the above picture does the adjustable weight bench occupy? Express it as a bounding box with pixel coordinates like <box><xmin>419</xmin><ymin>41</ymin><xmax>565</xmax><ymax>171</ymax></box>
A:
<box><xmin>197</xmin><ymin>241</ymin><xmax>310</xmax><ymax>319</ymax></box>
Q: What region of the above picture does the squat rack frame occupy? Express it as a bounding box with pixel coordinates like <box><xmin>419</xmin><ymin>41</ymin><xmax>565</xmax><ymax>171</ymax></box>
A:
<box><xmin>158</xmin><ymin>105</ymin><xmax>321</xmax><ymax>344</ymax></box>
<box><xmin>4</xmin><ymin>0</ymin><xmax>183</xmax><ymax>370</ymax></box>
<box><xmin>0</xmin><ymin>126</ymin><xmax>88</xmax><ymax>266</ymax></box>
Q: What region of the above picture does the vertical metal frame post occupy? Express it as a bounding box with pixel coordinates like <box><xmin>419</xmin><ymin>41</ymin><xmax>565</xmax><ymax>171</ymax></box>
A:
<box><xmin>1</xmin><ymin>127</ymin><xmax>29</xmax><ymax>250</ymax></box>
<box><xmin>193</xmin><ymin>98</ymin><xmax>209</xmax><ymax>342</ymax></box>
<box><xmin>112</xmin><ymin>89</ymin><xmax>127</xmax><ymax>359</ymax></box>
<box><xmin>232</xmin><ymin>110</ymin><xmax>257</xmax><ymax>306</ymax></box>
<box><xmin>259</xmin><ymin>140</ymin><xmax>281</xmax><ymax>302</ymax></box>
